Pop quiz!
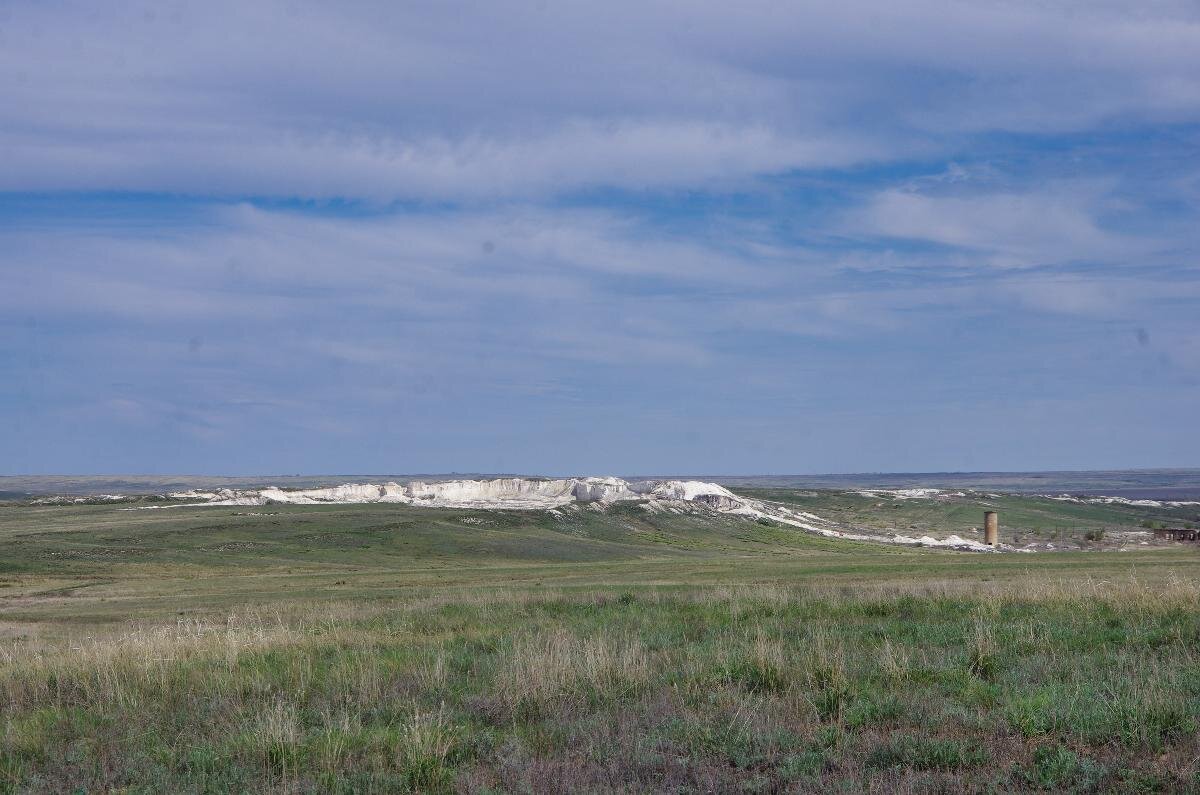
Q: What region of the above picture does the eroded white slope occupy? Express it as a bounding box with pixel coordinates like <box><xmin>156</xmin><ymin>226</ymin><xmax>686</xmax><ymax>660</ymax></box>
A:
<box><xmin>155</xmin><ymin>476</ymin><xmax>999</xmax><ymax>552</ymax></box>
<box><xmin>750</xmin><ymin>504</ymin><xmax>998</xmax><ymax>552</ymax></box>
<box><xmin>407</xmin><ymin>477</ymin><xmax>578</xmax><ymax>508</ymax></box>
<box><xmin>1046</xmin><ymin>494</ymin><xmax>1200</xmax><ymax>508</ymax></box>
<box><xmin>165</xmin><ymin>476</ymin><xmax>741</xmax><ymax>511</ymax></box>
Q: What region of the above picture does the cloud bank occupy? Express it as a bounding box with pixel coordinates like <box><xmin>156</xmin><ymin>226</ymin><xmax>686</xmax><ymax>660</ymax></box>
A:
<box><xmin>1</xmin><ymin>1</ymin><xmax>1198</xmax><ymax>198</ymax></box>
<box><xmin>1</xmin><ymin>0</ymin><xmax>1198</xmax><ymax>473</ymax></box>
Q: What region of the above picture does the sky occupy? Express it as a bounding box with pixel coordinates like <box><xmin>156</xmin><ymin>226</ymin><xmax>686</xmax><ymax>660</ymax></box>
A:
<box><xmin>2</xmin><ymin>0</ymin><xmax>1199</xmax><ymax>476</ymax></box>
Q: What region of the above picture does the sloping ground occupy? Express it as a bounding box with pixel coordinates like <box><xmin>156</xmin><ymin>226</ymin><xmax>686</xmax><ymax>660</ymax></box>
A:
<box><xmin>118</xmin><ymin>477</ymin><xmax>994</xmax><ymax>551</ymax></box>
<box><xmin>739</xmin><ymin>487</ymin><xmax>1200</xmax><ymax>550</ymax></box>
<box><xmin>2</xmin><ymin>580</ymin><xmax>1200</xmax><ymax>792</ymax></box>
<box><xmin>0</xmin><ymin>499</ymin><xmax>903</xmax><ymax>624</ymax></box>
<box><xmin>2</xmin><ymin>499</ymin><xmax>1200</xmax><ymax>792</ymax></box>
<box><xmin>2</xmin><ymin>489</ymin><xmax>1198</xmax><ymax>791</ymax></box>
<box><xmin>0</xmin><ymin>499</ymin><xmax>897</xmax><ymax>585</ymax></box>
<box><xmin>14</xmin><ymin>475</ymin><xmax>1198</xmax><ymax>553</ymax></box>
<box><xmin>2</xmin><ymin>493</ymin><xmax>1198</xmax><ymax>629</ymax></box>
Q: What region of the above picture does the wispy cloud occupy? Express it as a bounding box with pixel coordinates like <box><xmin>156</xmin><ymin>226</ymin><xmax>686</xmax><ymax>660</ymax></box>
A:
<box><xmin>3</xmin><ymin>1</ymin><xmax>1200</xmax><ymax>473</ymax></box>
<box><xmin>2</xmin><ymin>1</ymin><xmax>1198</xmax><ymax>199</ymax></box>
<box><xmin>850</xmin><ymin>185</ymin><xmax>1137</xmax><ymax>268</ymax></box>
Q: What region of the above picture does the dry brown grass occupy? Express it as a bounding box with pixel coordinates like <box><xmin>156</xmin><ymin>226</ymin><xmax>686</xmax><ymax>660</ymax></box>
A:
<box><xmin>0</xmin><ymin>577</ymin><xmax>1197</xmax><ymax>791</ymax></box>
<box><xmin>495</xmin><ymin>628</ymin><xmax>650</xmax><ymax>708</ymax></box>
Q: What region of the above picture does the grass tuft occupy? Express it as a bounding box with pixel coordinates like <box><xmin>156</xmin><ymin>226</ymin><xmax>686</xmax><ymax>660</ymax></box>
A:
<box><xmin>866</xmin><ymin>734</ymin><xmax>989</xmax><ymax>771</ymax></box>
<box><xmin>396</xmin><ymin>704</ymin><xmax>461</xmax><ymax>791</ymax></box>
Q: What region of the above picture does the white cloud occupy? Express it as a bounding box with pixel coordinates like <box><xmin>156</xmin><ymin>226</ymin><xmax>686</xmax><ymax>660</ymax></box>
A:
<box><xmin>0</xmin><ymin>121</ymin><xmax>882</xmax><ymax>200</ymax></box>
<box><xmin>1</xmin><ymin>0</ymin><xmax>1198</xmax><ymax>199</ymax></box>
<box><xmin>4</xmin><ymin>199</ymin><xmax>1200</xmax><ymax>472</ymax></box>
<box><xmin>848</xmin><ymin>182</ymin><xmax>1161</xmax><ymax>268</ymax></box>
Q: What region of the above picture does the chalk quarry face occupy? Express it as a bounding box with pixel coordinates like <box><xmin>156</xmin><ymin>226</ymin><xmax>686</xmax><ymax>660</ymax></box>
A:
<box><xmin>169</xmin><ymin>476</ymin><xmax>747</xmax><ymax>511</ymax></box>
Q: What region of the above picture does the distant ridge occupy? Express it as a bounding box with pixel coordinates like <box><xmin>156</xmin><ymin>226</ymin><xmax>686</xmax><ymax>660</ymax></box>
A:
<box><xmin>3</xmin><ymin>469</ymin><xmax>1199</xmax><ymax>501</ymax></box>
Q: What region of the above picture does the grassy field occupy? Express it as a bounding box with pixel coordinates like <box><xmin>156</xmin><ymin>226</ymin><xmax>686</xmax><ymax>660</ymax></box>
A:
<box><xmin>1</xmin><ymin>492</ymin><xmax>1199</xmax><ymax>792</ymax></box>
<box><xmin>736</xmin><ymin>488</ymin><xmax>1200</xmax><ymax>548</ymax></box>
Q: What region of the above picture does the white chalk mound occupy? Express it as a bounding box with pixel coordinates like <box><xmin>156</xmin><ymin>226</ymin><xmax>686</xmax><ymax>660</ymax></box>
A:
<box><xmin>1046</xmin><ymin>493</ymin><xmax>1200</xmax><ymax>508</ymax></box>
<box><xmin>168</xmin><ymin>477</ymin><xmax>745</xmax><ymax>511</ymax></box>
<box><xmin>161</xmin><ymin>476</ymin><xmax>1003</xmax><ymax>553</ymax></box>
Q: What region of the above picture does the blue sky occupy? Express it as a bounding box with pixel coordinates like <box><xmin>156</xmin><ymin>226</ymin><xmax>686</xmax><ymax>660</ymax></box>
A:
<box><xmin>2</xmin><ymin>1</ymin><xmax>1199</xmax><ymax>475</ymax></box>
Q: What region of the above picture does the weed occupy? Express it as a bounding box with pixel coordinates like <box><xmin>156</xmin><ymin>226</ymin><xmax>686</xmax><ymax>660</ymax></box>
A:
<box><xmin>396</xmin><ymin>704</ymin><xmax>460</xmax><ymax>791</ymax></box>
<box><xmin>966</xmin><ymin>619</ymin><xmax>998</xmax><ymax>680</ymax></box>
<box><xmin>1022</xmin><ymin>744</ymin><xmax>1106</xmax><ymax>790</ymax></box>
<box><xmin>866</xmin><ymin>735</ymin><xmax>989</xmax><ymax>771</ymax></box>
<box><xmin>1005</xmin><ymin>689</ymin><xmax>1060</xmax><ymax>737</ymax></box>
<box><xmin>844</xmin><ymin>693</ymin><xmax>904</xmax><ymax>729</ymax></box>
<box><xmin>877</xmin><ymin>638</ymin><xmax>911</xmax><ymax>683</ymax></box>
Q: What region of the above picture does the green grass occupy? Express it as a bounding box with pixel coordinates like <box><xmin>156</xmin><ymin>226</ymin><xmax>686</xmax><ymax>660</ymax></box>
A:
<box><xmin>1</xmin><ymin>494</ymin><xmax>1199</xmax><ymax>791</ymax></box>
<box><xmin>738</xmin><ymin>487</ymin><xmax>1200</xmax><ymax>547</ymax></box>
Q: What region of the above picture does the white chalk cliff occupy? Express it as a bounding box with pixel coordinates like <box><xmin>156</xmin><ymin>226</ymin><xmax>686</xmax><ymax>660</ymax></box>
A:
<box><xmin>165</xmin><ymin>476</ymin><xmax>1000</xmax><ymax>552</ymax></box>
<box><xmin>168</xmin><ymin>477</ymin><xmax>746</xmax><ymax>511</ymax></box>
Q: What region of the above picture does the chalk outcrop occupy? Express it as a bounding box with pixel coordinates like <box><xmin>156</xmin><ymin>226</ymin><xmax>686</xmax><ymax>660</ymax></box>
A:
<box><xmin>161</xmin><ymin>476</ymin><xmax>1003</xmax><ymax>553</ymax></box>
<box><xmin>168</xmin><ymin>476</ymin><xmax>745</xmax><ymax>511</ymax></box>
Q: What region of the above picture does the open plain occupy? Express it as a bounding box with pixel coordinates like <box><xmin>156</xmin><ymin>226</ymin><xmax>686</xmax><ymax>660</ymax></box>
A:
<box><xmin>1</xmin><ymin>482</ymin><xmax>1198</xmax><ymax>792</ymax></box>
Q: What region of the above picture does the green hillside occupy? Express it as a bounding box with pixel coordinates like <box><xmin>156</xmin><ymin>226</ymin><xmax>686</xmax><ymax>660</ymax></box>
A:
<box><xmin>1</xmin><ymin>493</ymin><xmax>1198</xmax><ymax>791</ymax></box>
